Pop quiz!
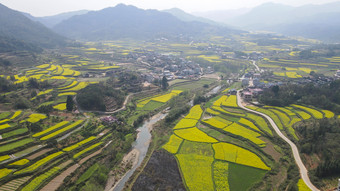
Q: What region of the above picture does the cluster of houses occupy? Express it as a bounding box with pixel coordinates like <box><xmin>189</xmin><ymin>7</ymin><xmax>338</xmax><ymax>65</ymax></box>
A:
<box><xmin>335</xmin><ymin>70</ymin><xmax>340</xmax><ymax>79</ymax></box>
<box><xmin>127</xmin><ymin>49</ymin><xmax>203</xmax><ymax>82</ymax></box>
<box><xmin>100</xmin><ymin>116</ymin><xmax>120</xmax><ymax>125</ymax></box>
<box><xmin>241</xmin><ymin>71</ymin><xmax>286</xmax><ymax>102</ymax></box>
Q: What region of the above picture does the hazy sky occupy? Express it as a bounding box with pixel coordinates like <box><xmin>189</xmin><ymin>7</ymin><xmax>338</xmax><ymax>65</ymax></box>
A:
<box><xmin>1</xmin><ymin>0</ymin><xmax>339</xmax><ymax>16</ymax></box>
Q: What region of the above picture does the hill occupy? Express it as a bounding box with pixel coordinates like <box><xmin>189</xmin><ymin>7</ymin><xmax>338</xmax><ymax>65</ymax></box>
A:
<box><xmin>0</xmin><ymin>3</ymin><xmax>66</xmax><ymax>52</ymax></box>
<box><xmin>222</xmin><ymin>2</ymin><xmax>340</xmax><ymax>42</ymax></box>
<box><xmin>24</xmin><ymin>10</ymin><xmax>89</xmax><ymax>28</ymax></box>
<box><xmin>53</xmin><ymin>4</ymin><xmax>239</xmax><ymax>41</ymax></box>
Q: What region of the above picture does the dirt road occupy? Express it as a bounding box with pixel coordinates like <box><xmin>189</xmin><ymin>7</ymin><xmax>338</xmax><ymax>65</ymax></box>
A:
<box><xmin>236</xmin><ymin>91</ymin><xmax>319</xmax><ymax>191</ymax></box>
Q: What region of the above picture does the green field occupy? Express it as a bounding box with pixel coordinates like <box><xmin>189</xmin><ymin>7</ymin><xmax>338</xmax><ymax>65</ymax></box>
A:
<box><xmin>0</xmin><ymin>138</ymin><xmax>34</xmax><ymax>153</ymax></box>
<box><xmin>228</xmin><ymin>163</ymin><xmax>267</xmax><ymax>191</ymax></box>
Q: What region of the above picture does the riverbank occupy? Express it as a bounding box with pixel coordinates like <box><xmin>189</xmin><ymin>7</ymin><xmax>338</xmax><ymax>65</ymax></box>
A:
<box><xmin>105</xmin><ymin>111</ymin><xmax>167</xmax><ymax>191</ymax></box>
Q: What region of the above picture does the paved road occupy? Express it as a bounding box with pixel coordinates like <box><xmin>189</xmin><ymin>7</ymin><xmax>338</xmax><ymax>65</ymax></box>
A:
<box><xmin>236</xmin><ymin>91</ymin><xmax>319</xmax><ymax>191</ymax></box>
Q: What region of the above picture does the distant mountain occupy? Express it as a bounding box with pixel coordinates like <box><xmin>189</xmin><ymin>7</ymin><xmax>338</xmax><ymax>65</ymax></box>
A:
<box><xmin>162</xmin><ymin>8</ymin><xmax>222</xmax><ymax>26</ymax></box>
<box><xmin>224</xmin><ymin>2</ymin><xmax>340</xmax><ymax>42</ymax></box>
<box><xmin>24</xmin><ymin>10</ymin><xmax>89</xmax><ymax>28</ymax></box>
<box><xmin>53</xmin><ymin>4</ymin><xmax>240</xmax><ymax>41</ymax></box>
<box><xmin>192</xmin><ymin>8</ymin><xmax>251</xmax><ymax>24</ymax></box>
<box><xmin>0</xmin><ymin>3</ymin><xmax>66</xmax><ymax>52</ymax></box>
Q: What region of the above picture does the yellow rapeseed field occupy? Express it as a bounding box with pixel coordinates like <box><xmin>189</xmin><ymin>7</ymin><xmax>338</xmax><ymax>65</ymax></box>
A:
<box><xmin>174</xmin><ymin>119</ymin><xmax>198</xmax><ymax>130</ymax></box>
<box><xmin>222</xmin><ymin>95</ymin><xmax>238</xmax><ymax>107</ymax></box>
<box><xmin>174</xmin><ymin>127</ymin><xmax>218</xmax><ymax>143</ymax></box>
<box><xmin>176</xmin><ymin>154</ymin><xmax>215</xmax><ymax>191</ymax></box>
<box><xmin>162</xmin><ymin>134</ymin><xmax>183</xmax><ymax>154</ymax></box>
<box><xmin>202</xmin><ymin>117</ymin><xmax>228</xmax><ymax>129</ymax></box>
<box><xmin>53</xmin><ymin>103</ymin><xmax>67</xmax><ymax>111</ymax></box>
<box><xmin>213</xmin><ymin>142</ymin><xmax>270</xmax><ymax>170</ymax></box>
<box><xmin>223</xmin><ymin>123</ymin><xmax>266</xmax><ymax>146</ymax></box>
<box><xmin>9</xmin><ymin>159</ymin><xmax>30</xmax><ymax>166</ymax></box>
<box><xmin>297</xmin><ymin>179</ymin><xmax>311</xmax><ymax>191</ymax></box>
<box><xmin>185</xmin><ymin>105</ymin><xmax>203</xmax><ymax>120</ymax></box>
<box><xmin>292</xmin><ymin>104</ymin><xmax>323</xmax><ymax>119</ymax></box>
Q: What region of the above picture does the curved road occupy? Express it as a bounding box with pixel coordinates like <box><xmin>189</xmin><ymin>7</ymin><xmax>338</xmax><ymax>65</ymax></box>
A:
<box><xmin>236</xmin><ymin>91</ymin><xmax>319</xmax><ymax>191</ymax></box>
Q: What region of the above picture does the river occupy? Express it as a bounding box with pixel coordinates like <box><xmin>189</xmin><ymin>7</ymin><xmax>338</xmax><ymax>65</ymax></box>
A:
<box><xmin>110</xmin><ymin>111</ymin><xmax>167</xmax><ymax>191</ymax></box>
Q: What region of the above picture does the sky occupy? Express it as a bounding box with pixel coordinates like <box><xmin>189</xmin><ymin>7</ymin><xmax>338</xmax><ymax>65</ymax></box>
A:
<box><xmin>1</xmin><ymin>0</ymin><xmax>339</xmax><ymax>17</ymax></box>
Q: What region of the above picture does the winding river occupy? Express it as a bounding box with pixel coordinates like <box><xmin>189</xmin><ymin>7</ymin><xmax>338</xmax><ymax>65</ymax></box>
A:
<box><xmin>110</xmin><ymin>111</ymin><xmax>167</xmax><ymax>191</ymax></box>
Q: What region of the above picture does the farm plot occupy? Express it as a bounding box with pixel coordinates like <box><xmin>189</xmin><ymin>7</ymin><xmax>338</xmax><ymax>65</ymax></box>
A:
<box><xmin>151</xmin><ymin>91</ymin><xmax>181</xmax><ymax>103</ymax></box>
<box><xmin>213</xmin><ymin>161</ymin><xmax>230</xmax><ymax>191</ymax></box>
<box><xmin>291</xmin><ymin>104</ymin><xmax>323</xmax><ymax>119</ymax></box>
<box><xmin>0</xmin><ymin>138</ymin><xmax>35</xmax><ymax>153</ymax></box>
<box><xmin>202</xmin><ymin>117</ymin><xmax>229</xmax><ymax>129</ymax></box>
<box><xmin>137</xmin><ymin>90</ymin><xmax>182</xmax><ymax>109</ymax></box>
<box><xmin>228</xmin><ymin>163</ymin><xmax>267</xmax><ymax>191</ymax></box>
<box><xmin>223</xmin><ymin>123</ymin><xmax>266</xmax><ymax>147</ymax></box>
<box><xmin>254</xmin><ymin>108</ymin><xmax>284</xmax><ymax>130</ymax></box>
<box><xmin>73</xmin><ymin>142</ymin><xmax>103</xmax><ymax>158</ymax></box>
<box><xmin>1</xmin><ymin>128</ymin><xmax>28</xmax><ymax>139</ymax></box>
<box><xmin>238</xmin><ymin>118</ymin><xmax>261</xmax><ymax>132</ymax></box>
<box><xmin>206</xmin><ymin>108</ymin><xmax>220</xmax><ymax>115</ymax></box>
<box><xmin>212</xmin><ymin>142</ymin><xmax>270</xmax><ymax>170</ymax></box>
<box><xmin>184</xmin><ymin>105</ymin><xmax>203</xmax><ymax>120</ymax></box>
<box><xmin>0</xmin><ymin>112</ymin><xmax>11</xmax><ymax>120</ymax></box>
<box><xmin>60</xmin><ymin>82</ymin><xmax>92</xmax><ymax>92</ymax></box>
<box><xmin>63</xmin><ymin>136</ymin><xmax>96</xmax><ymax>152</ymax></box>
<box><xmin>174</xmin><ymin>127</ymin><xmax>218</xmax><ymax>143</ymax></box>
<box><xmin>10</xmin><ymin>111</ymin><xmax>22</xmax><ymax>120</ymax></box>
<box><xmin>15</xmin><ymin>151</ymin><xmax>64</xmax><ymax>174</ymax></box>
<box><xmin>40</xmin><ymin>120</ymin><xmax>83</xmax><ymax>140</ymax></box>
<box><xmin>297</xmin><ymin>179</ymin><xmax>311</xmax><ymax>191</ymax></box>
<box><xmin>21</xmin><ymin>113</ymin><xmax>47</xmax><ymax>123</ymax></box>
<box><xmin>295</xmin><ymin>110</ymin><xmax>311</xmax><ymax>120</ymax></box>
<box><xmin>0</xmin><ymin>124</ymin><xmax>11</xmax><ymax>131</ymax></box>
<box><xmin>0</xmin><ymin>168</ymin><xmax>12</xmax><ymax>179</ymax></box>
<box><xmin>0</xmin><ymin>155</ymin><xmax>10</xmax><ymax>162</ymax></box>
<box><xmin>222</xmin><ymin>95</ymin><xmax>238</xmax><ymax>107</ymax></box>
<box><xmin>21</xmin><ymin>167</ymin><xmax>61</xmax><ymax>191</ymax></box>
<box><xmin>162</xmin><ymin>134</ymin><xmax>183</xmax><ymax>154</ymax></box>
<box><xmin>174</xmin><ymin>119</ymin><xmax>198</xmax><ymax>130</ymax></box>
<box><xmin>213</xmin><ymin>95</ymin><xmax>228</xmax><ymax>106</ymax></box>
<box><xmin>53</xmin><ymin>103</ymin><xmax>66</xmax><ymax>111</ymax></box>
<box><xmin>33</xmin><ymin>121</ymin><xmax>69</xmax><ymax>138</ymax></box>
<box><xmin>211</xmin><ymin>106</ymin><xmax>246</xmax><ymax>117</ymax></box>
<box><xmin>175</xmin><ymin>154</ymin><xmax>215</xmax><ymax>191</ymax></box>
<box><xmin>322</xmin><ymin>110</ymin><xmax>334</xmax><ymax>118</ymax></box>
<box><xmin>9</xmin><ymin>159</ymin><xmax>29</xmax><ymax>166</ymax></box>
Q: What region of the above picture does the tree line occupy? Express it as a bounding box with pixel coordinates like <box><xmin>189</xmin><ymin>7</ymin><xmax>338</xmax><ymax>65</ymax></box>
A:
<box><xmin>259</xmin><ymin>80</ymin><xmax>340</xmax><ymax>113</ymax></box>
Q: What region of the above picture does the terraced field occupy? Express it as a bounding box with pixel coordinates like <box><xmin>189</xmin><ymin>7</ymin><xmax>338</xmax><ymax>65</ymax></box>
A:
<box><xmin>0</xmin><ymin>107</ymin><xmax>107</xmax><ymax>190</ymax></box>
<box><xmin>136</xmin><ymin>90</ymin><xmax>183</xmax><ymax>112</ymax></box>
<box><xmin>163</xmin><ymin>100</ymin><xmax>273</xmax><ymax>190</ymax></box>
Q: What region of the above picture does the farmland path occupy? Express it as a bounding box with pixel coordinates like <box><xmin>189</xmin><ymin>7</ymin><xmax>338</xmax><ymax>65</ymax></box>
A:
<box><xmin>236</xmin><ymin>91</ymin><xmax>319</xmax><ymax>191</ymax></box>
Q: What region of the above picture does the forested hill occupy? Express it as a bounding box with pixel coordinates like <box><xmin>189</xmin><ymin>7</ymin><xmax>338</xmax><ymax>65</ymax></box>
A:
<box><xmin>53</xmin><ymin>4</ymin><xmax>240</xmax><ymax>41</ymax></box>
<box><xmin>0</xmin><ymin>3</ymin><xmax>66</xmax><ymax>52</ymax></box>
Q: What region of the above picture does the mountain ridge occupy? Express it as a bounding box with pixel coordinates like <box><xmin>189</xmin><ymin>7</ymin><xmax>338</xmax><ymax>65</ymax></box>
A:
<box><xmin>0</xmin><ymin>3</ymin><xmax>66</xmax><ymax>52</ymax></box>
<box><xmin>23</xmin><ymin>10</ymin><xmax>89</xmax><ymax>28</ymax></box>
<box><xmin>53</xmin><ymin>4</ymin><xmax>240</xmax><ymax>41</ymax></box>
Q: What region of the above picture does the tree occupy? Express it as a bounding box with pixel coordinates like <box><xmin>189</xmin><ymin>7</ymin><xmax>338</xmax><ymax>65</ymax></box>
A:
<box><xmin>66</xmin><ymin>95</ymin><xmax>74</xmax><ymax>111</ymax></box>
<box><xmin>271</xmin><ymin>85</ymin><xmax>280</xmax><ymax>96</ymax></box>
<box><xmin>161</xmin><ymin>76</ymin><xmax>168</xmax><ymax>90</ymax></box>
